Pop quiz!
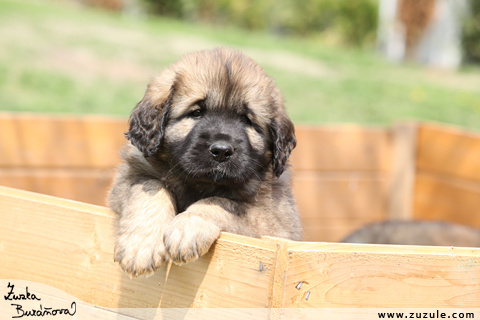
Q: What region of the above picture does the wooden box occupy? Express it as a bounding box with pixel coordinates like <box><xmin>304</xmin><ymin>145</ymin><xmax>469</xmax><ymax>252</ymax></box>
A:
<box><xmin>1</xmin><ymin>113</ymin><xmax>480</xmax><ymax>242</ymax></box>
<box><xmin>1</xmin><ymin>113</ymin><xmax>480</xmax><ymax>316</ymax></box>
<box><xmin>1</xmin><ymin>186</ymin><xmax>479</xmax><ymax>315</ymax></box>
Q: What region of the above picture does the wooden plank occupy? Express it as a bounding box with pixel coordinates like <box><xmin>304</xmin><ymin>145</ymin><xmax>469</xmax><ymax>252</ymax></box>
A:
<box><xmin>413</xmin><ymin>172</ymin><xmax>480</xmax><ymax>228</ymax></box>
<box><xmin>0</xmin><ymin>113</ymin><xmax>127</xmax><ymax>168</ymax></box>
<box><xmin>416</xmin><ymin>123</ymin><xmax>480</xmax><ymax>184</ymax></box>
<box><xmin>292</xmin><ymin>171</ymin><xmax>388</xmax><ymax>242</ymax></box>
<box><xmin>0</xmin><ymin>186</ymin><xmax>280</xmax><ymax>308</ymax></box>
<box><xmin>388</xmin><ymin>123</ymin><xmax>417</xmax><ymax>220</ymax></box>
<box><xmin>260</xmin><ymin>237</ymin><xmax>289</xmax><ymax>309</ymax></box>
<box><xmin>2</xmin><ymin>186</ymin><xmax>480</xmax><ymax>309</ymax></box>
<box><xmin>0</xmin><ymin>280</ymin><xmax>272</xmax><ymax>320</ymax></box>
<box><xmin>284</xmin><ymin>242</ymin><xmax>480</xmax><ymax>308</ymax></box>
<box><xmin>291</xmin><ymin>126</ymin><xmax>392</xmax><ymax>172</ymax></box>
<box><xmin>0</xmin><ymin>115</ymin><xmax>23</xmax><ymax>165</ymax></box>
<box><xmin>0</xmin><ymin>168</ymin><xmax>114</xmax><ymax>206</ymax></box>
<box><xmin>0</xmin><ymin>117</ymin><xmax>392</xmax><ymax>172</ymax></box>
<box><xmin>83</xmin><ymin>119</ymin><xmax>128</xmax><ymax>168</ymax></box>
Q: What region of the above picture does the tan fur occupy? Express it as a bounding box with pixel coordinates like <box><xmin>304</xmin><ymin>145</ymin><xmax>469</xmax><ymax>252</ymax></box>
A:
<box><xmin>108</xmin><ymin>48</ymin><xmax>302</xmax><ymax>276</ymax></box>
<box><xmin>160</xmin><ymin>49</ymin><xmax>284</xmax><ymax>134</ymax></box>
<box><xmin>108</xmin><ymin>145</ymin><xmax>177</xmax><ymax>276</ymax></box>
<box><xmin>246</xmin><ymin>127</ymin><xmax>265</xmax><ymax>151</ymax></box>
<box><xmin>164</xmin><ymin>118</ymin><xmax>196</xmax><ymax>144</ymax></box>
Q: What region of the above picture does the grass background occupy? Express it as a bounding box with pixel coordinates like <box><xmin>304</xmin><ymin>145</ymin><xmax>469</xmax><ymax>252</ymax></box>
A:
<box><xmin>1</xmin><ymin>0</ymin><xmax>480</xmax><ymax>128</ymax></box>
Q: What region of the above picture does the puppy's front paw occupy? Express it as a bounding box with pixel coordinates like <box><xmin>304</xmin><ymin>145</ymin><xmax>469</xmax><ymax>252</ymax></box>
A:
<box><xmin>163</xmin><ymin>214</ymin><xmax>221</xmax><ymax>265</ymax></box>
<box><xmin>114</xmin><ymin>233</ymin><xmax>167</xmax><ymax>278</ymax></box>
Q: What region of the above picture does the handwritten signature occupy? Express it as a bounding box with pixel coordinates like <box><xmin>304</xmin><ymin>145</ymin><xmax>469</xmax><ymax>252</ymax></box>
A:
<box><xmin>4</xmin><ymin>282</ymin><xmax>76</xmax><ymax>318</ymax></box>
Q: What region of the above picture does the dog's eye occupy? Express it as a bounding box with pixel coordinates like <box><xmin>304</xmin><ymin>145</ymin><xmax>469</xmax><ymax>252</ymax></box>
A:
<box><xmin>189</xmin><ymin>109</ymin><xmax>203</xmax><ymax>119</ymax></box>
<box><xmin>241</xmin><ymin>115</ymin><xmax>253</xmax><ymax>126</ymax></box>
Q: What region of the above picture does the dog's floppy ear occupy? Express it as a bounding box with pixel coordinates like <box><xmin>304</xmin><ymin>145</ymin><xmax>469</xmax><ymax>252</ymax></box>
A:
<box><xmin>270</xmin><ymin>113</ymin><xmax>297</xmax><ymax>178</ymax></box>
<box><xmin>126</xmin><ymin>71</ymin><xmax>176</xmax><ymax>157</ymax></box>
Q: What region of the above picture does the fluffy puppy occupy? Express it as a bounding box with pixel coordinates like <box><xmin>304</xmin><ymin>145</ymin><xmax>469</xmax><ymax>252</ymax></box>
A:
<box><xmin>343</xmin><ymin>220</ymin><xmax>480</xmax><ymax>247</ymax></box>
<box><xmin>108</xmin><ymin>47</ymin><xmax>302</xmax><ymax>276</ymax></box>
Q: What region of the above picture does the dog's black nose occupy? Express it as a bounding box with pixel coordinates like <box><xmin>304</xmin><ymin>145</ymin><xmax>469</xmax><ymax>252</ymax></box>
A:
<box><xmin>209</xmin><ymin>142</ymin><xmax>234</xmax><ymax>162</ymax></box>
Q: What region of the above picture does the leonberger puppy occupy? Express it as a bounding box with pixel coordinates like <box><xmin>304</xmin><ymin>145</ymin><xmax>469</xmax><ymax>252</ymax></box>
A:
<box><xmin>343</xmin><ymin>220</ymin><xmax>480</xmax><ymax>247</ymax></box>
<box><xmin>108</xmin><ymin>47</ymin><xmax>302</xmax><ymax>277</ymax></box>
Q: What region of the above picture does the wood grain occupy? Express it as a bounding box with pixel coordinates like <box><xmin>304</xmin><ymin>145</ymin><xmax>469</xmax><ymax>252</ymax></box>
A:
<box><xmin>0</xmin><ymin>115</ymin><xmax>395</xmax><ymax>244</ymax></box>
<box><xmin>292</xmin><ymin>171</ymin><xmax>388</xmax><ymax>242</ymax></box>
<box><xmin>2</xmin><ymin>186</ymin><xmax>480</xmax><ymax>310</ymax></box>
<box><xmin>413</xmin><ymin>172</ymin><xmax>480</xmax><ymax>228</ymax></box>
<box><xmin>416</xmin><ymin>123</ymin><xmax>480</xmax><ymax>183</ymax></box>
<box><xmin>290</xmin><ymin>125</ymin><xmax>393</xmax><ymax>242</ymax></box>
<box><xmin>0</xmin><ymin>113</ymin><xmax>127</xmax><ymax>168</ymax></box>
<box><xmin>0</xmin><ymin>168</ymin><xmax>114</xmax><ymax>206</ymax></box>
<box><xmin>388</xmin><ymin>123</ymin><xmax>417</xmax><ymax>220</ymax></box>
<box><xmin>284</xmin><ymin>242</ymin><xmax>480</xmax><ymax>308</ymax></box>
<box><xmin>0</xmin><ymin>186</ymin><xmax>280</xmax><ymax>308</ymax></box>
<box><xmin>291</xmin><ymin>125</ymin><xmax>392</xmax><ymax>172</ymax></box>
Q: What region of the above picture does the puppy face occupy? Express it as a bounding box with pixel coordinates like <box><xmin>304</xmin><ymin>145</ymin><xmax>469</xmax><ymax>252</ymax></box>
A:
<box><xmin>164</xmin><ymin>102</ymin><xmax>268</xmax><ymax>184</ymax></box>
<box><xmin>126</xmin><ymin>48</ymin><xmax>296</xmax><ymax>184</ymax></box>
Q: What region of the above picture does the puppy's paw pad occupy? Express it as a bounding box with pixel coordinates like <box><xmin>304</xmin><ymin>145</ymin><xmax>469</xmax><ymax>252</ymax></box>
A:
<box><xmin>163</xmin><ymin>215</ymin><xmax>220</xmax><ymax>265</ymax></box>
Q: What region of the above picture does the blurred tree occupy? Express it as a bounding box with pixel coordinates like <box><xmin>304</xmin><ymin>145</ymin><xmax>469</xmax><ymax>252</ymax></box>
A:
<box><xmin>130</xmin><ymin>0</ymin><xmax>379</xmax><ymax>47</ymax></box>
<box><xmin>336</xmin><ymin>0</ymin><xmax>378</xmax><ymax>46</ymax></box>
<box><xmin>84</xmin><ymin>0</ymin><xmax>124</xmax><ymax>11</ymax></box>
<box><xmin>462</xmin><ymin>0</ymin><xmax>480</xmax><ymax>63</ymax></box>
<box><xmin>142</xmin><ymin>0</ymin><xmax>183</xmax><ymax>17</ymax></box>
<box><xmin>397</xmin><ymin>0</ymin><xmax>436</xmax><ymax>60</ymax></box>
<box><xmin>281</xmin><ymin>0</ymin><xmax>338</xmax><ymax>36</ymax></box>
<box><xmin>378</xmin><ymin>0</ymin><xmax>467</xmax><ymax>69</ymax></box>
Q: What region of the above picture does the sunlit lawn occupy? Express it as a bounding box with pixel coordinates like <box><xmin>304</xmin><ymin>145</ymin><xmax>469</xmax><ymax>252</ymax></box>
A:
<box><xmin>1</xmin><ymin>0</ymin><xmax>480</xmax><ymax>129</ymax></box>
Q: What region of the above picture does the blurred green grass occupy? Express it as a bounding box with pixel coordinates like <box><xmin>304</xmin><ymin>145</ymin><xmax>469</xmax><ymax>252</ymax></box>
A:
<box><xmin>1</xmin><ymin>0</ymin><xmax>480</xmax><ymax>128</ymax></box>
